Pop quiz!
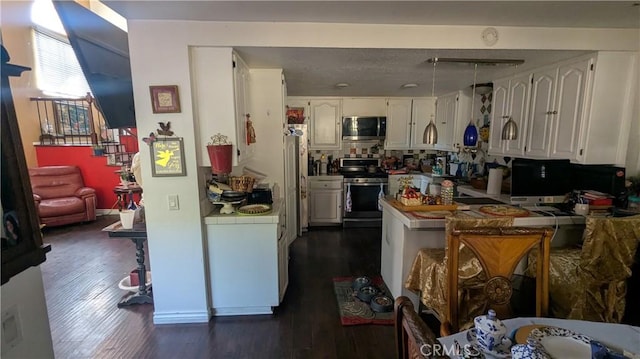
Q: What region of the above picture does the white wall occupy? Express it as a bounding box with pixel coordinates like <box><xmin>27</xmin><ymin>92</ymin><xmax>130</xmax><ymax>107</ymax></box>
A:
<box><xmin>247</xmin><ymin>69</ymin><xmax>286</xmax><ymax>191</ymax></box>
<box><xmin>125</xmin><ymin>19</ymin><xmax>640</xmax><ymax>323</ymax></box>
<box><xmin>0</xmin><ymin>267</ymin><xmax>54</xmax><ymax>359</ymax></box>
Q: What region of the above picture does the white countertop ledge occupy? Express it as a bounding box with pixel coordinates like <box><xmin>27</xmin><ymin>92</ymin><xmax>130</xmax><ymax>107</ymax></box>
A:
<box><xmin>204</xmin><ymin>199</ymin><xmax>283</xmax><ymax>225</ymax></box>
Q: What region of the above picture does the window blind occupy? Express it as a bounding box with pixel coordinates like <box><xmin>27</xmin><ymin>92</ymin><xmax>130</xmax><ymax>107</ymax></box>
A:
<box><xmin>33</xmin><ymin>28</ymin><xmax>91</xmax><ymax>97</ymax></box>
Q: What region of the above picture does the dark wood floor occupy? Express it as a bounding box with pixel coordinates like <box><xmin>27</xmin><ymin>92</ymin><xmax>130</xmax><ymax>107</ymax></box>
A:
<box><xmin>40</xmin><ymin>217</ymin><xmax>395</xmax><ymax>359</ymax></box>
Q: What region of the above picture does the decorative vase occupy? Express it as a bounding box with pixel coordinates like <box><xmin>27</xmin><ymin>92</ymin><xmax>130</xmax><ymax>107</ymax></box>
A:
<box><xmin>206</xmin><ymin>144</ymin><xmax>233</xmax><ymax>174</ymax></box>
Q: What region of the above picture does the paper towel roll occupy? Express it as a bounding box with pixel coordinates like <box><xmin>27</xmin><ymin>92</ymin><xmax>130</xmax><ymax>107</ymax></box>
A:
<box><xmin>487</xmin><ymin>168</ymin><xmax>503</xmax><ymax>195</ymax></box>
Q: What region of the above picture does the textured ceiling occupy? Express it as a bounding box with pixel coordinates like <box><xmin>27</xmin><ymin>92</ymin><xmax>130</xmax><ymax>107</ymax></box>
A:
<box><xmin>104</xmin><ymin>1</ymin><xmax>639</xmax><ymax>96</ymax></box>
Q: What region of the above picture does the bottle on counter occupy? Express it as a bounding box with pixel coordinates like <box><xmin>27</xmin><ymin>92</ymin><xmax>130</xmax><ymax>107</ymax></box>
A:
<box><xmin>441</xmin><ymin>180</ymin><xmax>454</xmax><ymax>205</ymax></box>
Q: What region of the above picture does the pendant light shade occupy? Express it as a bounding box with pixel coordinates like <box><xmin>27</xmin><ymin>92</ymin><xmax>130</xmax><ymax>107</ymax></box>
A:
<box><xmin>423</xmin><ymin>60</ymin><xmax>438</xmax><ymax>145</ymax></box>
<box><xmin>463</xmin><ymin>63</ymin><xmax>479</xmax><ymax>147</ymax></box>
<box><xmin>463</xmin><ymin>122</ymin><xmax>478</xmax><ymax>147</ymax></box>
<box><xmin>501</xmin><ymin>116</ymin><xmax>518</xmax><ymax>140</ymax></box>
<box><xmin>423</xmin><ymin>116</ymin><xmax>438</xmax><ymax>144</ymax></box>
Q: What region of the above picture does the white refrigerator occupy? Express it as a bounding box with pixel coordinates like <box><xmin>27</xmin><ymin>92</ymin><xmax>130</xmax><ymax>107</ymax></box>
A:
<box><xmin>285</xmin><ymin>124</ymin><xmax>308</xmax><ymax>238</ymax></box>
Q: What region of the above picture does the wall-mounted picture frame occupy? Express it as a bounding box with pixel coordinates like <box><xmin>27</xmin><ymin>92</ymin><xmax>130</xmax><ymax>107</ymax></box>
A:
<box><xmin>53</xmin><ymin>100</ymin><xmax>91</xmax><ymax>135</ymax></box>
<box><xmin>150</xmin><ymin>137</ymin><xmax>186</xmax><ymax>177</ymax></box>
<box><xmin>149</xmin><ymin>85</ymin><xmax>181</xmax><ymax>113</ymax></box>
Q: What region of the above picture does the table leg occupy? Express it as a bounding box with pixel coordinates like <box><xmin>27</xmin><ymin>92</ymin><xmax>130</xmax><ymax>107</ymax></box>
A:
<box><xmin>118</xmin><ymin>237</ymin><xmax>153</xmax><ymax>307</ymax></box>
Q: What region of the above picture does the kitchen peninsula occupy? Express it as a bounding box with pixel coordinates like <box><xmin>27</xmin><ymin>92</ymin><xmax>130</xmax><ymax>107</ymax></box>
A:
<box><xmin>204</xmin><ymin>199</ymin><xmax>288</xmax><ymax>316</ymax></box>
<box><xmin>379</xmin><ymin>195</ymin><xmax>586</xmax><ymax>309</ymax></box>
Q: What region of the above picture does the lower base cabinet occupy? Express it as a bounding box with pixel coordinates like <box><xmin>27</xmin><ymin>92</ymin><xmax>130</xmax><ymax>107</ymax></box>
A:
<box><xmin>205</xmin><ymin>203</ymin><xmax>288</xmax><ymax>316</ymax></box>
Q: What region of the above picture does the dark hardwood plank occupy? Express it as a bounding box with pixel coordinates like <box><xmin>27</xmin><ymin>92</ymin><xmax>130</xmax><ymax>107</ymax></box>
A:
<box><xmin>41</xmin><ymin>219</ymin><xmax>395</xmax><ymax>358</ymax></box>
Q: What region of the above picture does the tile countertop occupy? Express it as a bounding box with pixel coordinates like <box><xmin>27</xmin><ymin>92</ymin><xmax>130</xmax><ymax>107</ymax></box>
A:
<box><xmin>457</xmin><ymin>184</ymin><xmax>512</xmax><ymax>202</ymax></box>
<box><xmin>204</xmin><ymin>199</ymin><xmax>283</xmax><ymax>225</ymax></box>
<box><xmin>379</xmin><ymin>196</ymin><xmax>586</xmax><ymax>230</ymax></box>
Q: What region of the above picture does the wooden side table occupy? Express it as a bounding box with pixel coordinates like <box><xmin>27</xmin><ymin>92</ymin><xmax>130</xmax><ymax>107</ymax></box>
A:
<box><xmin>113</xmin><ymin>184</ymin><xmax>143</xmax><ymax>210</ymax></box>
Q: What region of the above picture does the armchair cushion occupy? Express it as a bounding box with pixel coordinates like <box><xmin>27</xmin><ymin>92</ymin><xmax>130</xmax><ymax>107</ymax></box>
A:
<box><xmin>29</xmin><ymin>165</ymin><xmax>97</xmax><ymax>227</ymax></box>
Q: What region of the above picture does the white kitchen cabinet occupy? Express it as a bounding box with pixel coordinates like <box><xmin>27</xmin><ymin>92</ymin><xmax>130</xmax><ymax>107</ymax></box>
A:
<box><xmin>525</xmin><ymin>66</ymin><xmax>557</xmax><ymax>158</ymax></box>
<box><xmin>205</xmin><ymin>201</ymin><xmax>287</xmax><ymax>315</ymax></box>
<box><xmin>488</xmin><ymin>73</ymin><xmax>532</xmax><ymax>156</ymax></box>
<box><xmin>384</xmin><ymin>97</ymin><xmax>436</xmax><ymax>150</ymax></box>
<box><xmin>342</xmin><ymin>98</ymin><xmax>387</xmax><ymax>116</ymax></box>
<box><xmin>309</xmin><ymin>99</ymin><xmax>342</xmax><ymax>150</ymax></box>
<box><xmin>277</xmin><ymin>209</ymin><xmax>289</xmax><ymax>302</ymax></box>
<box><xmin>309</xmin><ymin>177</ymin><xmax>343</xmax><ymax>225</ymax></box>
<box><xmin>437</xmin><ymin>90</ymin><xmax>472</xmax><ymax>151</ymax></box>
<box><xmin>192</xmin><ymin>47</ymin><xmax>252</xmax><ymax>167</ymax></box>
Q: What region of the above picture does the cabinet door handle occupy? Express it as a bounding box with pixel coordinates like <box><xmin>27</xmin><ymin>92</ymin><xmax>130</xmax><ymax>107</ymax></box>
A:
<box><xmin>546</xmin><ymin>110</ymin><xmax>558</xmax><ymax>115</ymax></box>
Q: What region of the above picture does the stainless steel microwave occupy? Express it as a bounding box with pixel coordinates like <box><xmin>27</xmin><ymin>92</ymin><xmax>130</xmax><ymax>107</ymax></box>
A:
<box><xmin>342</xmin><ymin>116</ymin><xmax>386</xmax><ymax>141</ymax></box>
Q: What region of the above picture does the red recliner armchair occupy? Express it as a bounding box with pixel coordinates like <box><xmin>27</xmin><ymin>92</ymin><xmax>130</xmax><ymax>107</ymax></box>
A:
<box><xmin>29</xmin><ymin>166</ymin><xmax>97</xmax><ymax>227</ymax></box>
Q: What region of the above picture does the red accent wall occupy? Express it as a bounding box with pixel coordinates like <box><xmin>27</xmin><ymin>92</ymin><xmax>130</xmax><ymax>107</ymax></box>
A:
<box><xmin>35</xmin><ymin>146</ymin><xmax>120</xmax><ymax>210</ymax></box>
<box><xmin>120</xmin><ymin>134</ymin><xmax>139</xmax><ymax>153</ymax></box>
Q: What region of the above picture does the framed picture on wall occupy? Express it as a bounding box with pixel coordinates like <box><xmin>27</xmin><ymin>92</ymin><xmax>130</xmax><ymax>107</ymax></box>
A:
<box><xmin>150</xmin><ymin>137</ymin><xmax>186</xmax><ymax>177</ymax></box>
<box><xmin>149</xmin><ymin>85</ymin><xmax>181</xmax><ymax>114</ymax></box>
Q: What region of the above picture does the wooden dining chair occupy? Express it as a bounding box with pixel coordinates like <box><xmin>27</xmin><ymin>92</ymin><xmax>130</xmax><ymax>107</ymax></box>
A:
<box><xmin>440</xmin><ymin>227</ymin><xmax>553</xmax><ymax>336</ymax></box>
<box><xmin>395</xmin><ymin>296</ymin><xmax>447</xmax><ymax>359</ymax></box>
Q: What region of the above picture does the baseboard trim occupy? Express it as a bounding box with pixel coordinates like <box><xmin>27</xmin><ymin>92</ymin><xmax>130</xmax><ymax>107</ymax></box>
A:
<box><xmin>153</xmin><ymin>310</ymin><xmax>210</xmax><ymax>324</ymax></box>
<box><xmin>212</xmin><ymin>306</ymin><xmax>273</xmax><ymax>316</ymax></box>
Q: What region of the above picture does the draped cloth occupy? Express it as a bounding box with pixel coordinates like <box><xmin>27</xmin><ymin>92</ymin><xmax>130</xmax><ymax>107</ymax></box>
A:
<box><xmin>404</xmin><ymin>216</ymin><xmax>514</xmax><ymax>329</ymax></box>
<box><xmin>527</xmin><ymin>215</ymin><xmax>640</xmax><ymax>323</ymax></box>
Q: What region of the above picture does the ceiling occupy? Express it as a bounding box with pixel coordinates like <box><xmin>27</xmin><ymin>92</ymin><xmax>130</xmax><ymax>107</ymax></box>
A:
<box><xmin>104</xmin><ymin>1</ymin><xmax>640</xmax><ymax>97</ymax></box>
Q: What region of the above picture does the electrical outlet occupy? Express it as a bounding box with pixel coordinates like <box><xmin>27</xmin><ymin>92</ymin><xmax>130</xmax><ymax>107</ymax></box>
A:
<box><xmin>1</xmin><ymin>306</ymin><xmax>22</xmax><ymax>354</ymax></box>
<box><xmin>168</xmin><ymin>194</ymin><xmax>179</xmax><ymax>210</ymax></box>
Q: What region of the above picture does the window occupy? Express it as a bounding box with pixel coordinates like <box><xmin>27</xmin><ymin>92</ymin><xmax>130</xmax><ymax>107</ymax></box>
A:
<box><xmin>32</xmin><ymin>27</ymin><xmax>92</xmax><ymax>97</ymax></box>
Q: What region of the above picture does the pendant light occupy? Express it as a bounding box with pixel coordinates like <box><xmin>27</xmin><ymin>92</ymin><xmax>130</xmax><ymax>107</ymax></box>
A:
<box><xmin>501</xmin><ymin>116</ymin><xmax>518</xmax><ymax>140</ymax></box>
<box><xmin>501</xmin><ymin>65</ymin><xmax>519</xmax><ymax>140</ymax></box>
<box><xmin>423</xmin><ymin>59</ymin><xmax>438</xmax><ymax>144</ymax></box>
<box><xmin>463</xmin><ymin>63</ymin><xmax>479</xmax><ymax>147</ymax></box>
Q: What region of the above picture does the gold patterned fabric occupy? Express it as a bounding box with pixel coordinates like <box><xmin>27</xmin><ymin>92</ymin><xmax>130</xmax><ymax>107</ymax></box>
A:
<box><xmin>405</xmin><ymin>216</ymin><xmax>514</xmax><ymax>328</ymax></box>
<box><xmin>527</xmin><ymin>215</ymin><xmax>640</xmax><ymax>323</ymax></box>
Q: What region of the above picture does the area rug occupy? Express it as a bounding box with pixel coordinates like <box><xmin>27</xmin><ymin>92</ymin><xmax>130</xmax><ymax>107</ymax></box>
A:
<box><xmin>332</xmin><ymin>275</ymin><xmax>394</xmax><ymax>326</ymax></box>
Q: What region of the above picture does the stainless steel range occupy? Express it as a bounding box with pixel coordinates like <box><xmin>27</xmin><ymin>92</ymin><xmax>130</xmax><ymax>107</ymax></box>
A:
<box><xmin>340</xmin><ymin>158</ymin><xmax>388</xmax><ymax>227</ymax></box>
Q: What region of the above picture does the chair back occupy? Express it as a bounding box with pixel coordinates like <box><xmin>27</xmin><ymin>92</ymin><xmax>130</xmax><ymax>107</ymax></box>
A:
<box><xmin>395</xmin><ymin>296</ymin><xmax>444</xmax><ymax>359</ymax></box>
<box><xmin>29</xmin><ymin>165</ymin><xmax>85</xmax><ymax>199</ymax></box>
<box><xmin>444</xmin><ymin>227</ymin><xmax>553</xmax><ymax>334</ymax></box>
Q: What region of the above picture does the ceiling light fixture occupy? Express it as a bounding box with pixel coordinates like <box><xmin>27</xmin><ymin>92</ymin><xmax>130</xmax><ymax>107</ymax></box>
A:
<box><xmin>501</xmin><ymin>66</ymin><xmax>520</xmax><ymax>140</ymax></box>
<box><xmin>423</xmin><ymin>60</ymin><xmax>438</xmax><ymax>145</ymax></box>
<box><xmin>402</xmin><ymin>83</ymin><xmax>418</xmax><ymax>89</ymax></box>
<box><xmin>463</xmin><ymin>63</ymin><xmax>479</xmax><ymax>147</ymax></box>
<box><xmin>335</xmin><ymin>83</ymin><xmax>350</xmax><ymax>88</ymax></box>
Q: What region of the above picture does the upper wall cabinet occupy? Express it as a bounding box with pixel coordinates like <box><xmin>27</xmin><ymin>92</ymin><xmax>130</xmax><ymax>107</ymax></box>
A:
<box><xmin>342</xmin><ymin>98</ymin><xmax>387</xmax><ymax>116</ymax></box>
<box><xmin>490</xmin><ymin>52</ymin><xmax>636</xmax><ymax>166</ymax></box>
<box><xmin>385</xmin><ymin>98</ymin><xmax>436</xmax><ymax>150</ymax></box>
<box><xmin>436</xmin><ymin>90</ymin><xmax>471</xmax><ymax>151</ymax></box>
<box><xmin>309</xmin><ymin>99</ymin><xmax>342</xmax><ymax>150</ymax></box>
<box><xmin>192</xmin><ymin>47</ymin><xmax>252</xmax><ymax>167</ymax></box>
<box><xmin>488</xmin><ymin>73</ymin><xmax>533</xmax><ymax>157</ymax></box>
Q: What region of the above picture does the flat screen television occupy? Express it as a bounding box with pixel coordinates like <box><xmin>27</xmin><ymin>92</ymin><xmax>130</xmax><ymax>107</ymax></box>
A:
<box><xmin>510</xmin><ymin>158</ymin><xmax>572</xmax><ymax>205</ymax></box>
<box><xmin>52</xmin><ymin>1</ymin><xmax>136</xmax><ymax>129</ymax></box>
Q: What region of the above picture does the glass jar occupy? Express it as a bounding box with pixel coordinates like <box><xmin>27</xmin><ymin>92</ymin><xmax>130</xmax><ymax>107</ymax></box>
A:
<box><xmin>441</xmin><ymin>181</ymin><xmax>454</xmax><ymax>205</ymax></box>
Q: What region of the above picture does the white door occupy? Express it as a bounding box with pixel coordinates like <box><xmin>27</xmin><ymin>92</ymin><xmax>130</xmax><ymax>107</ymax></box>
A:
<box><xmin>549</xmin><ymin>58</ymin><xmax>591</xmax><ymax>160</ymax></box>
<box><xmin>411</xmin><ymin>98</ymin><xmax>436</xmax><ymax>149</ymax></box>
<box><xmin>504</xmin><ymin>73</ymin><xmax>532</xmax><ymax>156</ymax></box>
<box><xmin>434</xmin><ymin>93</ymin><xmax>457</xmax><ymax>151</ymax></box>
<box><xmin>309</xmin><ymin>99</ymin><xmax>341</xmax><ymax>149</ymax></box>
<box><xmin>233</xmin><ymin>54</ymin><xmax>251</xmax><ymax>163</ymax></box>
<box><xmin>488</xmin><ymin>78</ymin><xmax>509</xmax><ymax>155</ymax></box>
<box><xmin>284</xmin><ymin>136</ymin><xmax>298</xmax><ymax>245</ymax></box>
<box><xmin>526</xmin><ymin>68</ymin><xmax>557</xmax><ymax>157</ymax></box>
<box><xmin>385</xmin><ymin>99</ymin><xmax>412</xmax><ymax>149</ymax></box>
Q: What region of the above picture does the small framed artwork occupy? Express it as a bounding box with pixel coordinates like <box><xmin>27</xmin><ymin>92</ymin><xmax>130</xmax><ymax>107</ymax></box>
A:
<box><xmin>150</xmin><ymin>137</ymin><xmax>186</xmax><ymax>177</ymax></box>
<box><xmin>53</xmin><ymin>101</ymin><xmax>91</xmax><ymax>135</ymax></box>
<box><xmin>149</xmin><ymin>85</ymin><xmax>181</xmax><ymax>113</ymax></box>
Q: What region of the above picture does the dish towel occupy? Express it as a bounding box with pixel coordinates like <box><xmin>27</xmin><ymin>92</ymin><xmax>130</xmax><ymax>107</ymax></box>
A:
<box><xmin>378</xmin><ymin>183</ymin><xmax>384</xmax><ymax>211</ymax></box>
<box><xmin>345</xmin><ymin>183</ymin><xmax>352</xmax><ymax>213</ymax></box>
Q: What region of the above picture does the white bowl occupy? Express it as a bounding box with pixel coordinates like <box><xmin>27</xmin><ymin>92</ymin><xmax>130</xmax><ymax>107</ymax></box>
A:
<box><xmin>118</xmin><ymin>271</ymin><xmax>152</xmax><ymax>292</ymax></box>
